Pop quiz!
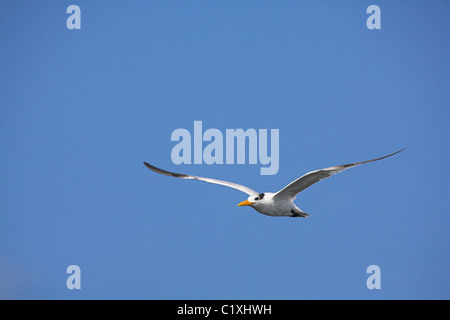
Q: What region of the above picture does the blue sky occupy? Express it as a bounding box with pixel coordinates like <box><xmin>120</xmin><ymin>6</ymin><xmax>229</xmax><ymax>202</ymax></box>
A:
<box><xmin>0</xmin><ymin>0</ymin><xmax>449</xmax><ymax>299</ymax></box>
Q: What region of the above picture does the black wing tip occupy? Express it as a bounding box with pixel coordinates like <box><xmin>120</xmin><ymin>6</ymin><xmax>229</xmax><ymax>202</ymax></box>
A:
<box><xmin>142</xmin><ymin>162</ymin><xmax>189</xmax><ymax>178</ymax></box>
<box><xmin>383</xmin><ymin>147</ymin><xmax>407</xmax><ymax>159</ymax></box>
<box><xmin>143</xmin><ymin>162</ymin><xmax>153</xmax><ymax>170</ymax></box>
<box><xmin>369</xmin><ymin>147</ymin><xmax>407</xmax><ymax>161</ymax></box>
<box><xmin>341</xmin><ymin>147</ymin><xmax>406</xmax><ymax>168</ymax></box>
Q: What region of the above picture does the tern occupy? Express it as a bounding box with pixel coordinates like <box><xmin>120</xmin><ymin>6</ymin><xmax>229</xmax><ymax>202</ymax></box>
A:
<box><xmin>143</xmin><ymin>148</ymin><xmax>405</xmax><ymax>217</ymax></box>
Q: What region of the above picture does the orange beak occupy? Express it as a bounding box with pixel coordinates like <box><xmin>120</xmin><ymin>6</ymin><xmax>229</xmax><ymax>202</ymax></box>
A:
<box><xmin>237</xmin><ymin>200</ymin><xmax>252</xmax><ymax>207</ymax></box>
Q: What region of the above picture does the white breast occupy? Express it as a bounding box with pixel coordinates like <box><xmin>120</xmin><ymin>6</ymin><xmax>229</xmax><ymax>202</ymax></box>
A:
<box><xmin>252</xmin><ymin>193</ymin><xmax>295</xmax><ymax>217</ymax></box>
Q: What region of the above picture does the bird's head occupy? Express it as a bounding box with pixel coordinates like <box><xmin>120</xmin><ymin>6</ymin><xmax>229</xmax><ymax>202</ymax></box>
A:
<box><xmin>237</xmin><ymin>193</ymin><xmax>266</xmax><ymax>208</ymax></box>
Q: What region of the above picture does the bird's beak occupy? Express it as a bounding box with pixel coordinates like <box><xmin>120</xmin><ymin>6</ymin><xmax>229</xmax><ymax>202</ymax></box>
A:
<box><xmin>237</xmin><ymin>200</ymin><xmax>252</xmax><ymax>207</ymax></box>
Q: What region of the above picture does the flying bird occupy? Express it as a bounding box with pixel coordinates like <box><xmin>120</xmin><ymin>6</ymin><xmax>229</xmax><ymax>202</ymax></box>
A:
<box><xmin>143</xmin><ymin>148</ymin><xmax>405</xmax><ymax>217</ymax></box>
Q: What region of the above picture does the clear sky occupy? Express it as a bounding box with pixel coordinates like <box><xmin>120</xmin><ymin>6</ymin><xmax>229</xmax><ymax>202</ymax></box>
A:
<box><xmin>0</xmin><ymin>0</ymin><xmax>449</xmax><ymax>299</ymax></box>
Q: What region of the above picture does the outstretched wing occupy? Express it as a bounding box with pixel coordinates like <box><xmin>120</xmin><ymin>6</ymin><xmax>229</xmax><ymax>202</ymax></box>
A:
<box><xmin>274</xmin><ymin>148</ymin><xmax>405</xmax><ymax>201</ymax></box>
<box><xmin>143</xmin><ymin>162</ymin><xmax>258</xmax><ymax>196</ymax></box>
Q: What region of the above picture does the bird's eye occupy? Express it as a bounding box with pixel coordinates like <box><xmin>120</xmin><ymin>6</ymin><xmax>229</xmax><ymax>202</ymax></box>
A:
<box><xmin>254</xmin><ymin>197</ymin><xmax>259</xmax><ymax>201</ymax></box>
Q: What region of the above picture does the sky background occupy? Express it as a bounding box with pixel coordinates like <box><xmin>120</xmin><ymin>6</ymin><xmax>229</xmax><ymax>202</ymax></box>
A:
<box><xmin>0</xmin><ymin>0</ymin><xmax>449</xmax><ymax>299</ymax></box>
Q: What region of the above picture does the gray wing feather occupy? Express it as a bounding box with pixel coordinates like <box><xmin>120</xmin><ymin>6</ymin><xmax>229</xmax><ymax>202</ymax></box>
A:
<box><xmin>143</xmin><ymin>162</ymin><xmax>258</xmax><ymax>196</ymax></box>
<box><xmin>274</xmin><ymin>148</ymin><xmax>405</xmax><ymax>200</ymax></box>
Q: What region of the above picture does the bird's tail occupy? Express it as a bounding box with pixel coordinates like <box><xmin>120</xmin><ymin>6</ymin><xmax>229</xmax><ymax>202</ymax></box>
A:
<box><xmin>297</xmin><ymin>211</ymin><xmax>310</xmax><ymax>218</ymax></box>
<box><xmin>291</xmin><ymin>208</ymin><xmax>310</xmax><ymax>218</ymax></box>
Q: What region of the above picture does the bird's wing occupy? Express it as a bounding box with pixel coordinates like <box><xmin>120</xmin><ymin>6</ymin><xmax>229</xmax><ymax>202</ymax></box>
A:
<box><xmin>274</xmin><ymin>148</ymin><xmax>405</xmax><ymax>201</ymax></box>
<box><xmin>143</xmin><ymin>162</ymin><xmax>258</xmax><ymax>196</ymax></box>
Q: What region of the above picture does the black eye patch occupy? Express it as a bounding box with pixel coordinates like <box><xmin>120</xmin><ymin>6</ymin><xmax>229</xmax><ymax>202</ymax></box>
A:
<box><xmin>258</xmin><ymin>193</ymin><xmax>265</xmax><ymax>200</ymax></box>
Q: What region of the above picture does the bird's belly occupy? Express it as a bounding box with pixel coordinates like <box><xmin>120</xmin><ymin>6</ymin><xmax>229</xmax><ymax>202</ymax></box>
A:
<box><xmin>254</xmin><ymin>201</ymin><xmax>294</xmax><ymax>217</ymax></box>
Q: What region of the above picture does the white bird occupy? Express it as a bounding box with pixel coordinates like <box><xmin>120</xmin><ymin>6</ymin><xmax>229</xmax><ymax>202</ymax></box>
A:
<box><xmin>143</xmin><ymin>148</ymin><xmax>405</xmax><ymax>217</ymax></box>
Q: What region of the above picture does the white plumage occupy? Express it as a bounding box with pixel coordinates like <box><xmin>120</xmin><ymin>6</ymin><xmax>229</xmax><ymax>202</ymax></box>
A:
<box><xmin>144</xmin><ymin>148</ymin><xmax>405</xmax><ymax>217</ymax></box>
